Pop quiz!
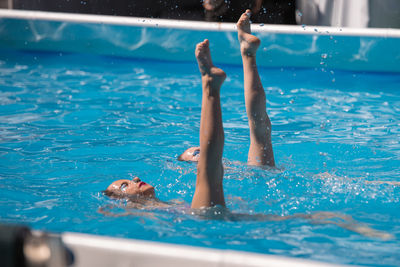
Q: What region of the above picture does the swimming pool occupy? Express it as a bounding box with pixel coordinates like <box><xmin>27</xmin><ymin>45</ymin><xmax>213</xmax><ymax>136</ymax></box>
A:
<box><xmin>0</xmin><ymin>9</ymin><xmax>400</xmax><ymax>267</ymax></box>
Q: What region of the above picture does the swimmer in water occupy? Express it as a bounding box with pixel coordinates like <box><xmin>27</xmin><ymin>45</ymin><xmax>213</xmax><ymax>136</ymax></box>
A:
<box><xmin>105</xmin><ymin>37</ymin><xmax>227</xmax><ymax>208</ymax></box>
<box><xmin>178</xmin><ymin>9</ymin><xmax>275</xmax><ymax>167</ymax></box>
<box><xmin>105</xmin><ymin>9</ymin><xmax>267</xmax><ymax>208</ymax></box>
<box><xmin>101</xmin><ymin>11</ymin><xmax>394</xmax><ymax>240</ymax></box>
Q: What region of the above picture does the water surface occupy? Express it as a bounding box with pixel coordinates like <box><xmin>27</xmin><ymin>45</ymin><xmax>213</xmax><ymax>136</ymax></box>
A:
<box><xmin>0</xmin><ymin>50</ymin><xmax>399</xmax><ymax>266</ymax></box>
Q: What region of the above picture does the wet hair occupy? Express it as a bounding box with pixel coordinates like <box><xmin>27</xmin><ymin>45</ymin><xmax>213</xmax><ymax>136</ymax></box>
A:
<box><xmin>102</xmin><ymin>189</ymin><xmax>151</xmax><ymax>202</ymax></box>
<box><xmin>102</xmin><ymin>189</ymin><xmax>122</xmax><ymax>199</ymax></box>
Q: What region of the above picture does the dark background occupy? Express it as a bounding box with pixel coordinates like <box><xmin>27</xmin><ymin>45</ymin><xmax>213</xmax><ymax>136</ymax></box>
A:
<box><xmin>12</xmin><ymin>0</ymin><xmax>297</xmax><ymax>24</ymax></box>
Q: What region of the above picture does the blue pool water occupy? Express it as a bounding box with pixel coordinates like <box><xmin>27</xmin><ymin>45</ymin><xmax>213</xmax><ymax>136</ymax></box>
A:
<box><xmin>1</xmin><ymin>49</ymin><xmax>400</xmax><ymax>266</ymax></box>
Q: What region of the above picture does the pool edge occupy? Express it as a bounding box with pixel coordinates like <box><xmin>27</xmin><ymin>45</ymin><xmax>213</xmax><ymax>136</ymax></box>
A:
<box><xmin>62</xmin><ymin>232</ymin><xmax>349</xmax><ymax>267</ymax></box>
<box><xmin>1</xmin><ymin>9</ymin><xmax>400</xmax><ymax>38</ymax></box>
<box><xmin>1</xmin><ymin>9</ymin><xmax>400</xmax><ymax>73</ymax></box>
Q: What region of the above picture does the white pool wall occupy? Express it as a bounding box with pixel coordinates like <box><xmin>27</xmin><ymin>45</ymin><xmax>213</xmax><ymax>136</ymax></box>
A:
<box><xmin>62</xmin><ymin>232</ymin><xmax>347</xmax><ymax>267</ymax></box>
<box><xmin>0</xmin><ymin>9</ymin><xmax>400</xmax><ymax>73</ymax></box>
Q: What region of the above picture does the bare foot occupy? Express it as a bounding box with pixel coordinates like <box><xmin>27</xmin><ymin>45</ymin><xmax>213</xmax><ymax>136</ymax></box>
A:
<box><xmin>237</xmin><ymin>9</ymin><xmax>260</xmax><ymax>57</ymax></box>
<box><xmin>195</xmin><ymin>39</ymin><xmax>226</xmax><ymax>89</ymax></box>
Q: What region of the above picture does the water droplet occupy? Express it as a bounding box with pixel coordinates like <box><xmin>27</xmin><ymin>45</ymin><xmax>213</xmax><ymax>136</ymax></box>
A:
<box><xmin>259</xmin><ymin>23</ymin><xmax>264</xmax><ymax>27</ymax></box>
<box><xmin>301</xmin><ymin>24</ymin><xmax>306</xmax><ymax>28</ymax></box>
<box><xmin>314</xmin><ymin>28</ymin><xmax>318</xmax><ymax>32</ymax></box>
<box><xmin>332</xmin><ymin>78</ymin><xmax>336</xmax><ymax>83</ymax></box>
<box><xmin>329</xmin><ymin>36</ymin><xmax>334</xmax><ymax>40</ymax></box>
<box><xmin>297</xmin><ymin>11</ymin><xmax>303</xmax><ymax>17</ymax></box>
<box><xmin>321</xmin><ymin>53</ymin><xmax>328</xmax><ymax>59</ymax></box>
<box><xmin>263</xmin><ymin>47</ymin><xmax>267</xmax><ymax>52</ymax></box>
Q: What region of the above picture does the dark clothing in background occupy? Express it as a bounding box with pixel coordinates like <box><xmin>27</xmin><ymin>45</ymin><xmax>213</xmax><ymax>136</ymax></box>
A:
<box><xmin>252</xmin><ymin>0</ymin><xmax>296</xmax><ymax>24</ymax></box>
<box><xmin>205</xmin><ymin>0</ymin><xmax>296</xmax><ymax>24</ymax></box>
<box><xmin>13</xmin><ymin>0</ymin><xmax>295</xmax><ymax>24</ymax></box>
<box><xmin>12</xmin><ymin>0</ymin><xmax>204</xmax><ymax>20</ymax></box>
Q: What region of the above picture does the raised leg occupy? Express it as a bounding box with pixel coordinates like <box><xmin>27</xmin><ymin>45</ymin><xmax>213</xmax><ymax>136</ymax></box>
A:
<box><xmin>191</xmin><ymin>39</ymin><xmax>226</xmax><ymax>209</ymax></box>
<box><xmin>237</xmin><ymin>10</ymin><xmax>275</xmax><ymax>167</ymax></box>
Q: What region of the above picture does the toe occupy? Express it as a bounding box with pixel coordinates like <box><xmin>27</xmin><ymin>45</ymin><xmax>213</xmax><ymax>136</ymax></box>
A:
<box><xmin>238</xmin><ymin>13</ymin><xmax>250</xmax><ymax>25</ymax></box>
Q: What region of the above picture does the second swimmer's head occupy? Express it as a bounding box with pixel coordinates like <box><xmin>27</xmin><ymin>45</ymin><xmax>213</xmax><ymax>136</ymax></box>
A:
<box><xmin>177</xmin><ymin>146</ymin><xmax>200</xmax><ymax>162</ymax></box>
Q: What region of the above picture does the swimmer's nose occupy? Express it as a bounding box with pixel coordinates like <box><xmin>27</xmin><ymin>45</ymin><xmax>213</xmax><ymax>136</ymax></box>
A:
<box><xmin>133</xmin><ymin>177</ymin><xmax>141</xmax><ymax>183</ymax></box>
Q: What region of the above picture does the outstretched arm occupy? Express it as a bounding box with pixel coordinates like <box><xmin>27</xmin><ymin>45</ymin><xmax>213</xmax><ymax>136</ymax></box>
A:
<box><xmin>191</xmin><ymin>39</ymin><xmax>226</xmax><ymax>209</ymax></box>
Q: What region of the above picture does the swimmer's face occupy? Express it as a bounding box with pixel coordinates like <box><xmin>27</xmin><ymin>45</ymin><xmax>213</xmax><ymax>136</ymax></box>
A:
<box><xmin>105</xmin><ymin>177</ymin><xmax>155</xmax><ymax>198</ymax></box>
<box><xmin>177</xmin><ymin>146</ymin><xmax>200</xmax><ymax>162</ymax></box>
